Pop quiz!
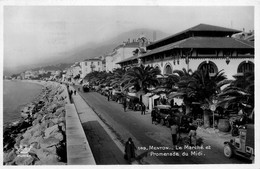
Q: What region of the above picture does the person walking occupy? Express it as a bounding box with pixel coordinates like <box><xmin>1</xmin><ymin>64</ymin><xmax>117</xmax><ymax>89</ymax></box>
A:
<box><xmin>124</xmin><ymin>138</ymin><xmax>137</xmax><ymax>164</ymax></box>
<box><xmin>74</xmin><ymin>90</ymin><xmax>76</xmax><ymax>95</ymax></box>
<box><xmin>170</xmin><ymin>122</ymin><xmax>178</xmax><ymax>149</ymax></box>
<box><xmin>123</xmin><ymin>101</ymin><xmax>127</xmax><ymax>112</ymax></box>
<box><xmin>151</xmin><ymin>109</ymin><xmax>156</xmax><ymax>124</ymax></box>
<box><xmin>188</xmin><ymin>125</ymin><xmax>197</xmax><ymax>146</ymax></box>
<box><xmin>107</xmin><ymin>93</ymin><xmax>110</xmax><ymax>101</ymax></box>
<box><xmin>141</xmin><ymin>103</ymin><xmax>146</xmax><ymax>115</ymax></box>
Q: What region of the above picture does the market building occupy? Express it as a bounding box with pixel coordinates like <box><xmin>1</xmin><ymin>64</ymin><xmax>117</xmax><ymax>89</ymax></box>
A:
<box><xmin>118</xmin><ymin>24</ymin><xmax>254</xmax><ymax>80</ymax></box>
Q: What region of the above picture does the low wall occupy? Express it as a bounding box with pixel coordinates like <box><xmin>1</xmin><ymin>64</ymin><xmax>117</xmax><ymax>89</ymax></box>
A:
<box><xmin>65</xmin><ymin>101</ymin><xmax>96</xmax><ymax>164</ymax></box>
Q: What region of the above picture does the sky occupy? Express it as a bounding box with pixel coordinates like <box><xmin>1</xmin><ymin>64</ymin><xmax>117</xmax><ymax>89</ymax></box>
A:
<box><xmin>3</xmin><ymin>4</ymin><xmax>255</xmax><ymax>74</ymax></box>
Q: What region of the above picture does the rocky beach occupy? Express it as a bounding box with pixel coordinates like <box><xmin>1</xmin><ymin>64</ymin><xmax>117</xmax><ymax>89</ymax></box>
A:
<box><xmin>3</xmin><ymin>81</ymin><xmax>69</xmax><ymax>165</ymax></box>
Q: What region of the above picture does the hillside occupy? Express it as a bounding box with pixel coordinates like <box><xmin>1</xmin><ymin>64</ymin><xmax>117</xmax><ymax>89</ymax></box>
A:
<box><xmin>31</xmin><ymin>63</ymin><xmax>74</xmax><ymax>72</ymax></box>
<box><xmin>5</xmin><ymin>28</ymin><xmax>169</xmax><ymax>75</ymax></box>
<box><xmin>47</xmin><ymin>28</ymin><xmax>169</xmax><ymax>63</ymax></box>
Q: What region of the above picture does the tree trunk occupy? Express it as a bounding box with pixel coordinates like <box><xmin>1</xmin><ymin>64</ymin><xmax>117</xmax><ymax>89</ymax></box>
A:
<box><xmin>203</xmin><ymin>109</ymin><xmax>210</xmax><ymax>128</ymax></box>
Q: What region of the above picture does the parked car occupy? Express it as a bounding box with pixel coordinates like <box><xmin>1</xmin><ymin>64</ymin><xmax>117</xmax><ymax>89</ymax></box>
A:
<box><xmin>82</xmin><ymin>84</ymin><xmax>90</xmax><ymax>92</ymax></box>
<box><xmin>223</xmin><ymin>124</ymin><xmax>254</xmax><ymax>162</ymax></box>
<box><xmin>153</xmin><ymin>105</ymin><xmax>174</xmax><ymax>126</ymax></box>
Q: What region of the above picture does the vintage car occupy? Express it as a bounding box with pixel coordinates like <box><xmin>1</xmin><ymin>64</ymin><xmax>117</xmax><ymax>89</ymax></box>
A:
<box><xmin>82</xmin><ymin>84</ymin><xmax>90</xmax><ymax>92</ymax></box>
<box><xmin>152</xmin><ymin>105</ymin><xmax>174</xmax><ymax>126</ymax></box>
<box><xmin>223</xmin><ymin>124</ymin><xmax>254</xmax><ymax>162</ymax></box>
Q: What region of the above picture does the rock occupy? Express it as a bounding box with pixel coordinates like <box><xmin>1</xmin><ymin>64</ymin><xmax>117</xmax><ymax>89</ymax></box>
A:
<box><xmin>40</xmin><ymin>137</ymin><xmax>60</xmax><ymax>149</ymax></box>
<box><xmin>51</xmin><ymin>132</ymin><xmax>64</xmax><ymax>141</ymax></box>
<box><xmin>58</xmin><ymin>111</ymin><xmax>65</xmax><ymax>118</ymax></box>
<box><xmin>34</xmin><ymin>154</ymin><xmax>60</xmax><ymax>165</ymax></box>
<box><xmin>36</xmin><ymin>114</ymin><xmax>43</xmax><ymax>121</ymax></box>
<box><xmin>20</xmin><ymin>138</ymin><xmax>30</xmax><ymax>146</ymax></box>
<box><xmin>32</xmin><ymin>119</ymin><xmax>40</xmax><ymax>126</ymax></box>
<box><xmin>54</xmin><ymin>107</ymin><xmax>65</xmax><ymax>117</ymax></box>
<box><xmin>58</xmin><ymin>122</ymin><xmax>66</xmax><ymax>132</ymax></box>
<box><xmin>29</xmin><ymin>136</ymin><xmax>44</xmax><ymax>146</ymax></box>
<box><xmin>3</xmin><ymin>149</ymin><xmax>17</xmax><ymax>163</ymax></box>
<box><xmin>51</xmin><ymin>118</ymin><xmax>59</xmax><ymax>124</ymax></box>
<box><xmin>58</xmin><ymin>117</ymin><xmax>65</xmax><ymax>123</ymax></box>
<box><xmin>44</xmin><ymin>125</ymin><xmax>59</xmax><ymax>138</ymax></box>
<box><xmin>32</xmin><ymin>130</ymin><xmax>43</xmax><ymax>137</ymax></box>
<box><xmin>47</xmin><ymin>104</ymin><xmax>57</xmax><ymax>113</ymax></box>
<box><xmin>44</xmin><ymin>146</ymin><xmax>57</xmax><ymax>154</ymax></box>
<box><xmin>13</xmin><ymin>156</ymin><xmax>35</xmax><ymax>165</ymax></box>
<box><xmin>40</xmin><ymin>121</ymin><xmax>48</xmax><ymax>130</ymax></box>
<box><xmin>47</xmin><ymin>120</ymin><xmax>55</xmax><ymax>128</ymax></box>
<box><xmin>22</xmin><ymin>130</ymin><xmax>32</xmax><ymax>140</ymax></box>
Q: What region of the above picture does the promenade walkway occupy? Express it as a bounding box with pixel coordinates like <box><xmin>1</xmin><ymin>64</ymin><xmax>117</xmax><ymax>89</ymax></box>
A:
<box><xmin>70</xmin><ymin>89</ymin><xmax>128</xmax><ymax>164</ymax></box>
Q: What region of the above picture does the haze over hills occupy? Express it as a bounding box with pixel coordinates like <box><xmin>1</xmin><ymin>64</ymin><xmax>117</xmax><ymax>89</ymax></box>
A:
<box><xmin>4</xmin><ymin>28</ymin><xmax>169</xmax><ymax>76</ymax></box>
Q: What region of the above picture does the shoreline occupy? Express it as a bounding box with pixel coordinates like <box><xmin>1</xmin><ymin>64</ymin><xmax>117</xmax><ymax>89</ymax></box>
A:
<box><xmin>3</xmin><ymin>81</ymin><xmax>69</xmax><ymax>165</ymax></box>
<box><xmin>3</xmin><ymin>80</ymin><xmax>46</xmax><ymax>126</ymax></box>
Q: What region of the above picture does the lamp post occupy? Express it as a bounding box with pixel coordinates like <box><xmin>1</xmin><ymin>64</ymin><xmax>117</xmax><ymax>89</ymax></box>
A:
<box><xmin>210</xmin><ymin>98</ymin><xmax>218</xmax><ymax>128</ymax></box>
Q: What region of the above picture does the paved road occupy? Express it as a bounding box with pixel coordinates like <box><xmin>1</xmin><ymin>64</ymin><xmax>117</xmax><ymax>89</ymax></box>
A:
<box><xmin>76</xmin><ymin>87</ymin><xmax>250</xmax><ymax>164</ymax></box>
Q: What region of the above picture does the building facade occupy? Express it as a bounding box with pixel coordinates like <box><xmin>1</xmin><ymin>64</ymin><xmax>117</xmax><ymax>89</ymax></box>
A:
<box><xmin>118</xmin><ymin>24</ymin><xmax>254</xmax><ymax>80</ymax></box>
<box><xmin>80</xmin><ymin>57</ymin><xmax>103</xmax><ymax>78</ymax></box>
<box><xmin>106</xmin><ymin>39</ymin><xmax>141</xmax><ymax>72</ymax></box>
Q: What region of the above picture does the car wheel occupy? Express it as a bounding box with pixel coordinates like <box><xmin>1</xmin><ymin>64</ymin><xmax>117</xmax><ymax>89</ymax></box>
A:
<box><xmin>224</xmin><ymin>144</ymin><xmax>233</xmax><ymax>158</ymax></box>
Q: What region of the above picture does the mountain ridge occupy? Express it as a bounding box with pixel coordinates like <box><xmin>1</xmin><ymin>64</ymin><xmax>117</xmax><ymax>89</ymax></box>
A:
<box><xmin>4</xmin><ymin>28</ymin><xmax>169</xmax><ymax>75</ymax></box>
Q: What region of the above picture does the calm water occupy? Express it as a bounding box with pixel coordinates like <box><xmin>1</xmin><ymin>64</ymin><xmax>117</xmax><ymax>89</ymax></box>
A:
<box><xmin>3</xmin><ymin>80</ymin><xmax>43</xmax><ymax>125</ymax></box>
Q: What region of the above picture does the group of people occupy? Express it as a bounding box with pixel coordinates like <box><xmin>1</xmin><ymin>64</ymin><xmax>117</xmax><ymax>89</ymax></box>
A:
<box><xmin>170</xmin><ymin>122</ymin><xmax>198</xmax><ymax>148</ymax></box>
<box><xmin>122</xmin><ymin>101</ymin><xmax>146</xmax><ymax>114</ymax></box>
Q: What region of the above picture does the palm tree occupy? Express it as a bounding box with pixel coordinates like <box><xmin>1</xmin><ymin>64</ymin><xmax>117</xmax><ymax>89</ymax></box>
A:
<box><xmin>122</xmin><ymin>64</ymin><xmax>161</xmax><ymax>101</ymax></box>
<box><xmin>187</xmin><ymin>69</ymin><xmax>231</xmax><ymax>127</ymax></box>
<box><xmin>170</xmin><ymin>69</ymin><xmax>230</xmax><ymax>128</ymax></box>
<box><xmin>109</xmin><ymin>68</ymin><xmax>127</xmax><ymax>90</ymax></box>
<box><xmin>217</xmin><ymin>72</ymin><xmax>254</xmax><ymax>116</ymax></box>
<box><xmin>167</xmin><ymin>68</ymin><xmax>194</xmax><ymax>114</ymax></box>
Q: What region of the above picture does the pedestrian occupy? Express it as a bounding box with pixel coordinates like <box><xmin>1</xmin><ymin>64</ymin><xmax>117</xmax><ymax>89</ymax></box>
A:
<box><xmin>123</xmin><ymin>101</ymin><xmax>127</xmax><ymax>112</ymax></box>
<box><xmin>107</xmin><ymin>93</ymin><xmax>110</xmax><ymax>101</ymax></box>
<box><xmin>141</xmin><ymin>103</ymin><xmax>146</xmax><ymax>115</ymax></box>
<box><xmin>151</xmin><ymin>109</ymin><xmax>156</xmax><ymax>124</ymax></box>
<box><xmin>74</xmin><ymin>90</ymin><xmax>76</xmax><ymax>95</ymax></box>
<box><xmin>124</xmin><ymin>137</ymin><xmax>137</xmax><ymax>164</ymax></box>
<box><xmin>170</xmin><ymin>99</ymin><xmax>174</xmax><ymax>108</ymax></box>
<box><xmin>170</xmin><ymin>122</ymin><xmax>178</xmax><ymax>149</ymax></box>
<box><xmin>188</xmin><ymin>125</ymin><xmax>197</xmax><ymax>146</ymax></box>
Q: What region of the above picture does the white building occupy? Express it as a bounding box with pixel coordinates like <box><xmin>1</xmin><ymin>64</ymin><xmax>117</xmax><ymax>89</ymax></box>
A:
<box><xmin>80</xmin><ymin>57</ymin><xmax>103</xmax><ymax>78</ymax></box>
<box><xmin>105</xmin><ymin>39</ymin><xmax>140</xmax><ymax>72</ymax></box>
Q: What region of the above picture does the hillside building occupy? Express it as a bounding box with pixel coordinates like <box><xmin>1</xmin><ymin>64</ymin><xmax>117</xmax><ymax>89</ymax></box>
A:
<box><xmin>106</xmin><ymin>38</ymin><xmax>149</xmax><ymax>72</ymax></box>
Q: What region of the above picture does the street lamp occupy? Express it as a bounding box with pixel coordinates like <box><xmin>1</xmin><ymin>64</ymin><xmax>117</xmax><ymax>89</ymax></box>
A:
<box><xmin>210</xmin><ymin>98</ymin><xmax>218</xmax><ymax>128</ymax></box>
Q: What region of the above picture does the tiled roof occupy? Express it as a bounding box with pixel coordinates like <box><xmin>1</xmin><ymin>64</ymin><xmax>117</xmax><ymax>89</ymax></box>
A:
<box><xmin>140</xmin><ymin>37</ymin><xmax>254</xmax><ymax>58</ymax></box>
<box><xmin>147</xmin><ymin>23</ymin><xmax>241</xmax><ymax>48</ymax></box>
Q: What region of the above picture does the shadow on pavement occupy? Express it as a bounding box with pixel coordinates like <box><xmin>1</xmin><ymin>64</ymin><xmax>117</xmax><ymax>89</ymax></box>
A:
<box><xmin>81</xmin><ymin>121</ymin><xmax>128</xmax><ymax>165</ymax></box>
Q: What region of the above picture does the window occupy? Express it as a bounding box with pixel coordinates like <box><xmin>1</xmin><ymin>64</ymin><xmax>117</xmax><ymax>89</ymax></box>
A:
<box><xmin>164</xmin><ymin>64</ymin><xmax>172</xmax><ymax>75</ymax></box>
<box><xmin>198</xmin><ymin>61</ymin><xmax>218</xmax><ymax>74</ymax></box>
<box><xmin>237</xmin><ymin>61</ymin><xmax>254</xmax><ymax>73</ymax></box>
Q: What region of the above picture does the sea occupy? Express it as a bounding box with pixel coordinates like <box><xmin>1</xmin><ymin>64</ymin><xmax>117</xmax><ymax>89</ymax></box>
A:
<box><xmin>3</xmin><ymin>80</ymin><xmax>43</xmax><ymax>126</ymax></box>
